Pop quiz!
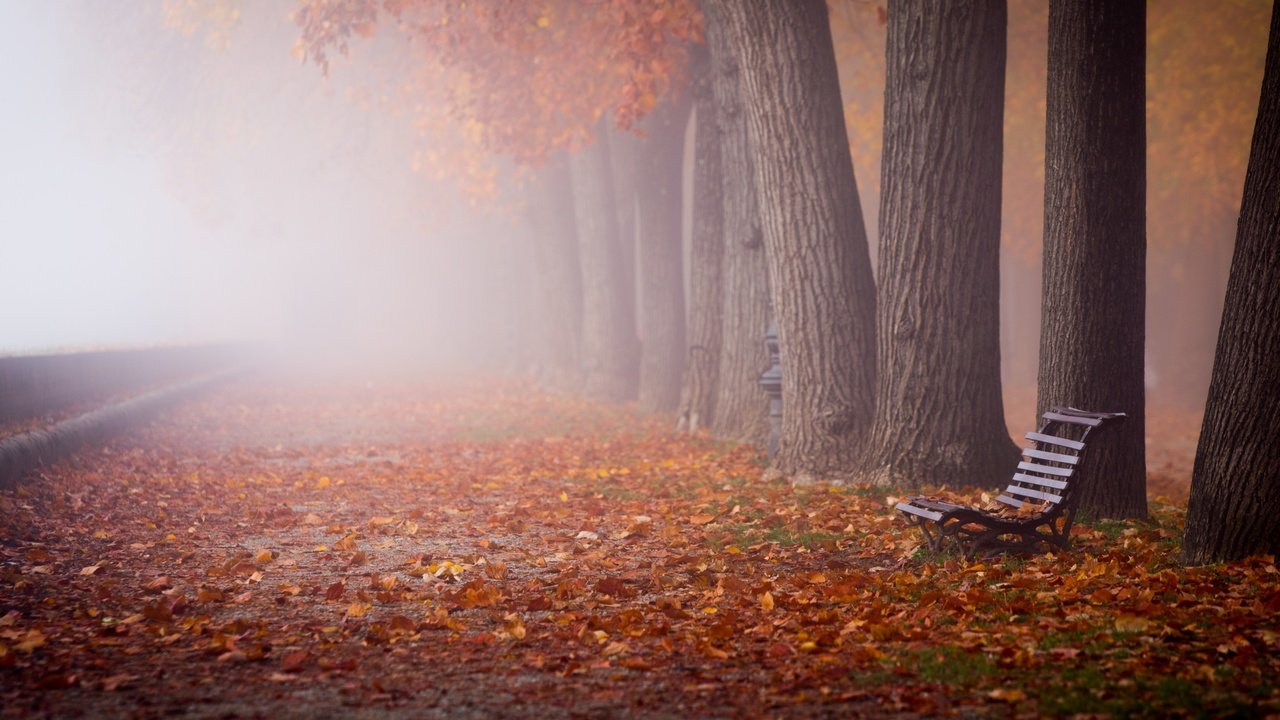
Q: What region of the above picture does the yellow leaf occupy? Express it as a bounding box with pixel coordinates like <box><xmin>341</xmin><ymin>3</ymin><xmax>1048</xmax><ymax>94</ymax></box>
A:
<box><xmin>760</xmin><ymin>591</ymin><xmax>775</xmax><ymax>612</ymax></box>
<box><xmin>503</xmin><ymin>613</ymin><xmax>526</xmax><ymax>640</ymax></box>
<box><xmin>1115</xmin><ymin>614</ymin><xmax>1151</xmax><ymax>633</ymax></box>
<box><xmin>987</xmin><ymin>688</ymin><xmax>1026</xmax><ymax>703</ymax></box>
<box><xmin>688</xmin><ymin>514</ymin><xmax>716</xmax><ymax>525</ymax></box>
<box><xmin>80</xmin><ymin>565</ymin><xmax>100</xmax><ymax>576</ymax></box>
<box><xmin>255</xmin><ymin>549</ymin><xmax>273</xmax><ymax>563</ymax></box>
<box><xmin>536</xmin><ymin>16</ymin><xmax>550</xmax><ymax>28</ymax></box>
<box><xmin>345</xmin><ymin>602</ymin><xmax>371</xmax><ymax>619</ymax></box>
<box><xmin>15</xmin><ymin>630</ymin><xmax>46</xmax><ymax>653</ymax></box>
<box><xmin>314</xmin><ymin>476</ymin><xmax>331</xmax><ymax>490</ymax></box>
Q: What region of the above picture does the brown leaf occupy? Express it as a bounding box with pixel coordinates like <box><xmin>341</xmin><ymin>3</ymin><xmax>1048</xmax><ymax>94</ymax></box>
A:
<box><xmin>143</xmin><ymin>576</ymin><xmax>171</xmax><ymax>592</ymax></box>
<box><xmin>281</xmin><ymin>650</ymin><xmax>310</xmax><ymax>672</ymax></box>
<box><xmin>595</xmin><ymin>577</ymin><xmax>633</xmax><ymax>598</ymax></box>
<box><xmin>325</xmin><ymin>581</ymin><xmax>345</xmax><ymax>602</ymax></box>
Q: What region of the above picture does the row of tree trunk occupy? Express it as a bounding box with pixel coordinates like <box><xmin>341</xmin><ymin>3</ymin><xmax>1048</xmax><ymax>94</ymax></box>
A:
<box><xmin>519</xmin><ymin>0</ymin><xmax>1278</xmax><ymax>564</ymax></box>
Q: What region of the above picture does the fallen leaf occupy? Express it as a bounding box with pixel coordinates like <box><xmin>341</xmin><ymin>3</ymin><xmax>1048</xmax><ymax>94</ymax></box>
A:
<box><xmin>1115</xmin><ymin>614</ymin><xmax>1151</xmax><ymax>633</ymax></box>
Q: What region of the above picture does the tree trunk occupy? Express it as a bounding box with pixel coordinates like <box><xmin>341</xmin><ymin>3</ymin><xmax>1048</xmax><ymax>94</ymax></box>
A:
<box><xmin>636</xmin><ymin>95</ymin><xmax>692</xmax><ymax>415</ymax></box>
<box><xmin>610</xmin><ymin>126</ymin><xmax>642</xmax><ymax>394</ymax></box>
<box><xmin>858</xmin><ymin>0</ymin><xmax>1018</xmax><ymax>489</ymax></box>
<box><xmin>1182</xmin><ymin>4</ymin><xmax>1280</xmax><ymax>565</ymax></box>
<box><xmin>1037</xmin><ymin>0</ymin><xmax>1147</xmax><ymax>519</ymax></box>
<box><xmin>571</xmin><ymin>120</ymin><xmax>640</xmax><ymax>402</ymax></box>
<box><xmin>705</xmin><ymin>2</ymin><xmax>771</xmax><ymax>447</ymax></box>
<box><xmin>526</xmin><ymin>152</ymin><xmax>583</xmax><ymax>391</ymax></box>
<box><xmin>709</xmin><ymin>0</ymin><xmax>878</xmax><ymax>480</ymax></box>
<box><xmin>678</xmin><ymin>43</ymin><xmax>724</xmax><ymax>434</ymax></box>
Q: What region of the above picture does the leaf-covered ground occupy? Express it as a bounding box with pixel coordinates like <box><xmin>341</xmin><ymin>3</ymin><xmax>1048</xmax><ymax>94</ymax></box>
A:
<box><xmin>1</xmin><ymin>377</ymin><xmax>1276</xmax><ymax>718</ymax></box>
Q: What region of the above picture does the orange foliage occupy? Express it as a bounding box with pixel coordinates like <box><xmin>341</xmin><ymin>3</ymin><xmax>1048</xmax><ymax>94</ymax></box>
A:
<box><xmin>293</xmin><ymin>0</ymin><xmax>702</xmax><ymax>165</ymax></box>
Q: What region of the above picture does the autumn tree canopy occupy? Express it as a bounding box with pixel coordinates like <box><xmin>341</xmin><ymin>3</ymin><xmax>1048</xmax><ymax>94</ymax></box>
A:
<box><xmin>294</xmin><ymin>0</ymin><xmax>701</xmax><ymax>165</ymax></box>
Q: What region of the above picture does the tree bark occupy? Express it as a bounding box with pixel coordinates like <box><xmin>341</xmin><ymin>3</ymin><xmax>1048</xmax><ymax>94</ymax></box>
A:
<box><xmin>610</xmin><ymin>125</ymin><xmax>642</xmax><ymax>394</ymax></box>
<box><xmin>525</xmin><ymin>152</ymin><xmax>583</xmax><ymax>391</ymax></box>
<box><xmin>1182</xmin><ymin>4</ymin><xmax>1280</xmax><ymax>565</ymax></box>
<box><xmin>705</xmin><ymin>2</ymin><xmax>771</xmax><ymax>447</ymax></box>
<box><xmin>678</xmin><ymin>42</ymin><xmax>724</xmax><ymax>434</ymax></box>
<box><xmin>709</xmin><ymin>0</ymin><xmax>878</xmax><ymax>480</ymax></box>
<box><xmin>571</xmin><ymin>120</ymin><xmax>640</xmax><ymax>402</ymax></box>
<box><xmin>858</xmin><ymin>0</ymin><xmax>1018</xmax><ymax>489</ymax></box>
<box><xmin>636</xmin><ymin>95</ymin><xmax>692</xmax><ymax>415</ymax></box>
<box><xmin>1037</xmin><ymin>0</ymin><xmax>1147</xmax><ymax>519</ymax></box>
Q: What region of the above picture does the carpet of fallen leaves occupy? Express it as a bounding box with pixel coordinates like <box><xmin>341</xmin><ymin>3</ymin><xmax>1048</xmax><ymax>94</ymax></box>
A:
<box><xmin>1</xmin><ymin>376</ymin><xmax>1276</xmax><ymax>718</ymax></box>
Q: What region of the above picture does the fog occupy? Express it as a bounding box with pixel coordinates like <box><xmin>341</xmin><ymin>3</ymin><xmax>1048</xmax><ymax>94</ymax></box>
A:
<box><xmin>0</xmin><ymin>1</ymin><xmax>1265</xmax><ymax>407</ymax></box>
<box><xmin>0</xmin><ymin>1</ymin><xmax>522</xmax><ymax>376</ymax></box>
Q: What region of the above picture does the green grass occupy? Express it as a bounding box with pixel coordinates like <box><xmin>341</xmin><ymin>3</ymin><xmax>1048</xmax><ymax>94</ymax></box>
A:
<box><xmin>852</xmin><ymin>645</ymin><xmax>1273</xmax><ymax>717</ymax></box>
<box><xmin>761</xmin><ymin>527</ymin><xmax>843</xmax><ymax>548</ymax></box>
<box><xmin>909</xmin><ymin>646</ymin><xmax>1000</xmax><ymax>686</ymax></box>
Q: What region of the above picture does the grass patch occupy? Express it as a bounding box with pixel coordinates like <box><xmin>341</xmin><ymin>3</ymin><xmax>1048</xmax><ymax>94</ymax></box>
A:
<box><xmin>1034</xmin><ymin>669</ymin><xmax>1264</xmax><ymax>718</ymax></box>
<box><xmin>762</xmin><ymin>527</ymin><xmax>843</xmax><ymax>548</ymax></box>
<box><xmin>909</xmin><ymin>647</ymin><xmax>1000</xmax><ymax>686</ymax></box>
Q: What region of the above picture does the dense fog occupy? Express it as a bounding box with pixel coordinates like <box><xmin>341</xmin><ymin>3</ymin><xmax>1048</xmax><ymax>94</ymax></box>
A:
<box><xmin>0</xmin><ymin>2</ymin><xmax>524</xmax><ymax>377</ymax></box>
<box><xmin>0</xmin><ymin>1</ymin><xmax>1267</xmax><ymax>406</ymax></box>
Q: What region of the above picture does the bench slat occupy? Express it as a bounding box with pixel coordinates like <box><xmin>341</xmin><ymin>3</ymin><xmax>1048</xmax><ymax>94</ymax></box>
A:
<box><xmin>1006</xmin><ymin>485</ymin><xmax>1064</xmax><ymax>503</ymax></box>
<box><xmin>1012</xmin><ymin>472</ymin><xmax>1069</xmax><ymax>490</ymax></box>
<box><xmin>1026</xmin><ymin>431</ymin><xmax>1085</xmax><ymax>450</ymax></box>
<box><xmin>1022</xmin><ymin>447</ymin><xmax>1079</xmax><ymax>464</ymax></box>
<box><xmin>995</xmin><ymin>494</ymin><xmax>1024</xmax><ymax>508</ymax></box>
<box><xmin>1042</xmin><ymin>411</ymin><xmax>1102</xmax><ymax>427</ymax></box>
<box><xmin>895</xmin><ymin>501</ymin><xmax>942</xmax><ymax>521</ymax></box>
<box><xmin>1017</xmin><ymin>461</ymin><xmax>1074</xmax><ymax>478</ymax></box>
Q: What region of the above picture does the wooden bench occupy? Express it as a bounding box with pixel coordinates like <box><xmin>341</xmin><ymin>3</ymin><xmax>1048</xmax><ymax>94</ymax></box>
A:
<box><xmin>895</xmin><ymin>407</ymin><xmax>1126</xmax><ymax>559</ymax></box>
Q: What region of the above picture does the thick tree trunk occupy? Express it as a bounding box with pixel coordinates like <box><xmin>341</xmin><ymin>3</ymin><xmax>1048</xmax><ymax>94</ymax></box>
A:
<box><xmin>1037</xmin><ymin>0</ymin><xmax>1147</xmax><ymax>519</ymax></box>
<box><xmin>678</xmin><ymin>43</ymin><xmax>724</xmax><ymax>434</ymax></box>
<box><xmin>636</xmin><ymin>95</ymin><xmax>692</xmax><ymax>415</ymax></box>
<box><xmin>526</xmin><ymin>152</ymin><xmax>583</xmax><ymax>391</ymax></box>
<box><xmin>571</xmin><ymin>121</ymin><xmax>640</xmax><ymax>402</ymax></box>
<box><xmin>705</xmin><ymin>2</ymin><xmax>771</xmax><ymax>447</ymax></box>
<box><xmin>710</xmin><ymin>0</ymin><xmax>878</xmax><ymax>480</ymax></box>
<box><xmin>858</xmin><ymin>0</ymin><xmax>1018</xmax><ymax>490</ymax></box>
<box><xmin>1182</xmin><ymin>4</ymin><xmax>1280</xmax><ymax>565</ymax></box>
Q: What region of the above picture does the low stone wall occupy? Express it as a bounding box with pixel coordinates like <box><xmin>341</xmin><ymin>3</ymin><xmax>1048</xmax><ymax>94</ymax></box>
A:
<box><xmin>0</xmin><ymin>346</ymin><xmax>243</xmax><ymax>427</ymax></box>
<box><xmin>0</xmin><ymin>346</ymin><xmax>249</xmax><ymax>488</ymax></box>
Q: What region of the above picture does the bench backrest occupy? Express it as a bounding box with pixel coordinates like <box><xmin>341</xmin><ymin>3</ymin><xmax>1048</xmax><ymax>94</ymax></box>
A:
<box><xmin>995</xmin><ymin>407</ymin><xmax>1125</xmax><ymax>516</ymax></box>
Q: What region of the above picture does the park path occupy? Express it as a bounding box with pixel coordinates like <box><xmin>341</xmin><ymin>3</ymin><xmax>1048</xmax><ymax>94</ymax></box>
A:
<box><xmin>1</xmin><ymin>374</ymin><xmax>1274</xmax><ymax>718</ymax></box>
<box><xmin>0</xmin><ymin>375</ymin><xmax>914</xmax><ymax>719</ymax></box>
